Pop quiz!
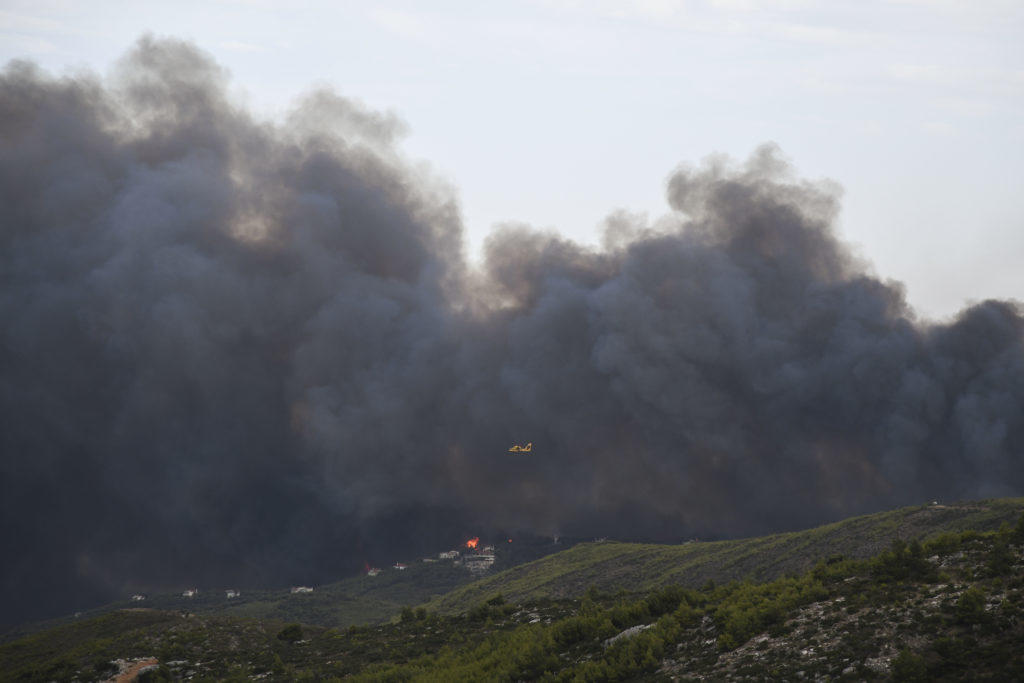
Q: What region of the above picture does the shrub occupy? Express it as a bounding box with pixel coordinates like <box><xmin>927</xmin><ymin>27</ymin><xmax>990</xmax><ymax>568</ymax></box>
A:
<box><xmin>1012</xmin><ymin>513</ymin><xmax>1024</xmax><ymax>544</ymax></box>
<box><xmin>871</xmin><ymin>538</ymin><xmax>936</xmax><ymax>583</ymax></box>
<box><xmin>925</xmin><ymin>532</ymin><xmax>962</xmax><ymax>555</ymax></box>
<box><xmin>549</xmin><ymin>614</ymin><xmax>614</xmax><ymax>647</ymax></box>
<box><xmin>987</xmin><ymin>541</ymin><xmax>1013</xmax><ymax>576</ymax></box>
<box><xmin>712</xmin><ymin>576</ymin><xmax>826</xmax><ymax>649</ymax></box>
<box><xmin>643</xmin><ymin>585</ymin><xmax>689</xmax><ymax>617</ymax></box>
<box><xmin>86</xmin><ymin>659</ymin><xmax>119</xmax><ymax>680</ymax></box>
<box><xmin>467</xmin><ymin>603</ymin><xmax>489</xmax><ymax>621</ymax></box>
<box><xmin>137</xmin><ymin>665</ymin><xmax>174</xmax><ymax>682</ymax></box>
<box><xmin>930</xmin><ymin>636</ymin><xmax>974</xmax><ymax>677</ymax></box>
<box><xmin>276</xmin><ymin>623</ymin><xmax>303</xmax><ymax>642</ymax></box>
<box><xmin>956</xmin><ymin>587</ymin><xmax>985</xmax><ymax>623</ymax></box>
<box><xmin>608</xmin><ymin>599</ymin><xmax>650</xmax><ymax>629</ymax></box>
<box><xmin>674</xmin><ymin>602</ymin><xmax>701</xmax><ymax>628</ymax></box>
<box><xmin>253</xmin><ymin>649</ymin><xmax>286</xmax><ymax>674</ymax></box>
<box><xmin>891</xmin><ymin>649</ymin><xmax>928</xmax><ymax>682</ymax></box>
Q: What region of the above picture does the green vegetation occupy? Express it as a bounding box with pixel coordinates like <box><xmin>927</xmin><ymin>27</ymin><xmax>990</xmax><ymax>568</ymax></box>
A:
<box><xmin>2</xmin><ymin>499</ymin><xmax>1024</xmax><ymax>680</ymax></box>
<box><xmin>353</xmin><ymin>521</ymin><xmax>1024</xmax><ymax>681</ymax></box>
<box><xmin>275</xmin><ymin>623</ymin><xmax>303</xmax><ymax>643</ymax></box>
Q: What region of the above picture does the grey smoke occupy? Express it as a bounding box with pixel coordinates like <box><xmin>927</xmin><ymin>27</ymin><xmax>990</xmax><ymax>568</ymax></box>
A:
<box><xmin>1</xmin><ymin>37</ymin><xmax>1021</xmax><ymax>625</ymax></box>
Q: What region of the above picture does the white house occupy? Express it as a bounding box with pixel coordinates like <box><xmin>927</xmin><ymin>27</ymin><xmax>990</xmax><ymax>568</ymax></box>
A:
<box><xmin>290</xmin><ymin>586</ymin><xmax>314</xmax><ymax>594</ymax></box>
<box><xmin>463</xmin><ymin>553</ymin><xmax>496</xmax><ymax>575</ymax></box>
<box><xmin>226</xmin><ymin>590</ymin><xmax>239</xmax><ymax>599</ymax></box>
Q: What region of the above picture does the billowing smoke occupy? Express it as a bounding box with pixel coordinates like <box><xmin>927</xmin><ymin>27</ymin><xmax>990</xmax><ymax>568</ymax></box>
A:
<box><xmin>2</xmin><ymin>38</ymin><xmax>1022</xmax><ymax>625</ymax></box>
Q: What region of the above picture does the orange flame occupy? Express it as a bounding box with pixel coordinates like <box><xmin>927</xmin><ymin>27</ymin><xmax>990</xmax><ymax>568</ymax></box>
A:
<box><xmin>466</xmin><ymin>537</ymin><xmax>479</xmax><ymax>549</ymax></box>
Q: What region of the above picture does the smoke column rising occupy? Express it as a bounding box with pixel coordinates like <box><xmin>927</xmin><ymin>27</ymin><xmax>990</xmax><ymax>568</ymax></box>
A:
<box><xmin>2</xmin><ymin>38</ymin><xmax>1022</xmax><ymax>625</ymax></box>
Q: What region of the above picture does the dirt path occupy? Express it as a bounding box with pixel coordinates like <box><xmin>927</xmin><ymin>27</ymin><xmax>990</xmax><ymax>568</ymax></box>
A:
<box><xmin>108</xmin><ymin>658</ymin><xmax>159</xmax><ymax>682</ymax></box>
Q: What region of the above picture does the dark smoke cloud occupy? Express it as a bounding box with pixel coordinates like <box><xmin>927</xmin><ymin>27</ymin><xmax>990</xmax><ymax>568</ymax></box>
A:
<box><xmin>2</xmin><ymin>37</ymin><xmax>1022</xmax><ymax>625</ymax></box>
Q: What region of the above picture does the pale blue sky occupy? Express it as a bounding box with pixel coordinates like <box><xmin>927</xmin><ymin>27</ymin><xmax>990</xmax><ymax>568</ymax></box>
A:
<box><xmin>2</xmin><ymin>0</ymin><xmax>1021</xmax><ymax>319</ymax></box>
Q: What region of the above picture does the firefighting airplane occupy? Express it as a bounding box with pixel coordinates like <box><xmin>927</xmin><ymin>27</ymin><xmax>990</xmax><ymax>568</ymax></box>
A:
<box><xmin>508</xmin><ymin>442</ymin><xmax>533</xmax><ymax>453</ymax></box>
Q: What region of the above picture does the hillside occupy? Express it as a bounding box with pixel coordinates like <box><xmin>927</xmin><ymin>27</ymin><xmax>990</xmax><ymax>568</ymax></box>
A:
<box><xmin>424</xmin><ymin>498</ymin><xmax>1024</xmax><ymax>615</ymax></box>
<box><xmin>2</xmin><ymin>509</ymin><xmax>1023</xmax><ymax>680</ymax></box>
<box><xmin>154</xmin><ymin>559</ymin><xmax>470</xmax><ymax>629</ymax></box>
<box><xmin>363</xmin><ymin>517</ymin><xmax>1024</xmax><ymax>681</ymax></box>
<box><xmin>1</xmin><ymin>559</ymin><xmax>472</xmax><ymax>645</ymax></box>
<box><xmin>1</xmin><ymin>533</ymin><xmax>579</xmax><ymax>645</ymax></box>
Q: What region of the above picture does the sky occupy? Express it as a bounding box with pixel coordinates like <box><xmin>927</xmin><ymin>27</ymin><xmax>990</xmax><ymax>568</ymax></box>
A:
<box><xmin>1</xmin><ymin>0</ymin><xmax>1021</xmax><ymax>317</ymax></box>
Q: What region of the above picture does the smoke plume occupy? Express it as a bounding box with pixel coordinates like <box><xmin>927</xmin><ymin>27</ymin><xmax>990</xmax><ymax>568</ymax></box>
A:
<box><xmin>2</xmin><ymin>38</ymin><xmax>1022</xmax><ymax>625</ymax></box>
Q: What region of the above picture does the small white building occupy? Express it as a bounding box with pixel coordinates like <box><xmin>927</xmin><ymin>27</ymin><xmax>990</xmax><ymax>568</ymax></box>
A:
<box><xmin>226</xmin><ymin>590</ymin><xmax>239</xmax><ymax>599</ymax></box>
<box><xmin>439</xmin><ymin>550</ymin><xmax>460</xmax><ymax>560</ymax></box>
<box><xmin>130</xmin><ymin>594</ymin><xmax>146</xmax><ymax>602</ymax></box>
<box><xmin>290</xmin><ymin>586</ymin><xmax>314</xmax><ymax>594</ymax></box>
<box><xmin>463</xmin><ymin>553</ymin><xmax>496</xmax><ymax>575</ymax></box>
<box><xmin>182</xmin><ymin>589</ymin><xmax>197</xmax><ymax>598</ymax></box>
<box><xmin>367</xmin><ymin>568</ymin><xmax>381</xmax><ymax>577</ymax></box>
<box><xmin>393</xmin><ymin>563</ymin><xmax>408</xmax><ymax>570</ymax></box>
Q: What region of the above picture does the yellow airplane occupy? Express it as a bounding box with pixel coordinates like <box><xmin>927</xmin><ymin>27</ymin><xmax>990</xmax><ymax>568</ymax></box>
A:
<box><xmin>508</xmin><ymin>442</ymin><xmax>533</xmax><ymax>453</ymax></box>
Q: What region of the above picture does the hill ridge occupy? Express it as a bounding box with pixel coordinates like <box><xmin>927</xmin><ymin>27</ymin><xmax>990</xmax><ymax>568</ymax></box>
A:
<box><xmin>423</xmin><ymin>498</ymin><xmax>1024</xmax><ymax>615</ymax></box>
